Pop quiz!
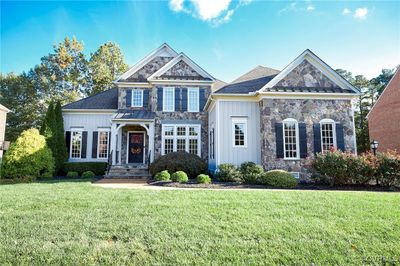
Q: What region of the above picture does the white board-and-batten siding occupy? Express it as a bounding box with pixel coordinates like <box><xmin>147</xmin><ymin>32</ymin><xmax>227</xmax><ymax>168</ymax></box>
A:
<box><xmin>63</xmin><ymin>112</ymin><xmax>115</xmax><ymax>162</ymax></box>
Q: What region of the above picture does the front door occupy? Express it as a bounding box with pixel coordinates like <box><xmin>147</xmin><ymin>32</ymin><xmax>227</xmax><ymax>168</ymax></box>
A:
<box><xmin>128</xmin><ymin>132</ymin><xmax>145</xmax><ymax>163</ymax></box>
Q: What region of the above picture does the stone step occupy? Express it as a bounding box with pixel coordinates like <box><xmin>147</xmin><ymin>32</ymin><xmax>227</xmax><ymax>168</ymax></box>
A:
<box><xmin>108</xmin><ymin>169</ymin><xmax>149</xmax><ymax>174</ymax></box>
<box><xmin>102</xmin><ymin>175</ymin><xmax>150</xmax><ymax>179</ymax></box>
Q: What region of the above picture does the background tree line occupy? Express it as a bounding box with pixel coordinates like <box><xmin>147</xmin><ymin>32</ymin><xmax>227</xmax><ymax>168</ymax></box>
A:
<box><xmin>0</xmin><ymin>36</ymin><xmax>396</xmax><ymax>154</ymax></box>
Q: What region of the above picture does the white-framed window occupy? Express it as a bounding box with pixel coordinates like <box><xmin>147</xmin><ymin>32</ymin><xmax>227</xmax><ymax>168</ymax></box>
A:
<box><xmin>163</xmin><ymin>87</ymin><xmax>175</xmax><ymax>112</ymax></box>
<box><xmin>320</xmin><ymin>118</ymin><xmax>336</xmax><ymax>152</ymax></box>
<box><xmin>161</xmin><ymin>124</ymin><xmax>201</xmax><ymax>156</ymax></box>
<box><xmin>70</xmin><ymin>130</ymin><xmax>82</xmax><ymax>159</ymax></box>
<box><xmin>97</xmin><ymin>129</ymin><xmax>110</xmax><ymax>159</ymax></box>
<box><xmin>283</xmin><ymin>118</ymin><xmax>299</xmax><ymax>159</ymax></box>
<box><xmin>232</xmin><ymin>118</ymin><xmax>247</xmax><ymax>147</ymax></box>
<box><xmin>188</xmin><ymin>87</ymin><xmax>199</xmax><ymax>112</ymax></box>
<box><xmin>131</xmin><ymin>89</ymin><xmax>143</xmax><ymax>107</ymax></box>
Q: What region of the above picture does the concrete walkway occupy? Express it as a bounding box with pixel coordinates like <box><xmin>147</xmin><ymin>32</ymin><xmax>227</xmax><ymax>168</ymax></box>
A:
<box><xmin>93</xmin><ymin>179</ymin><xmax>176</xmax><ymax>190</ymax></box>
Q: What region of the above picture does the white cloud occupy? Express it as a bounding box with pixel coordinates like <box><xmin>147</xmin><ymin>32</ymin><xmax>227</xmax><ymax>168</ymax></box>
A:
<box><xmin>279</xmin><ymin>2</ymin><xmax>316</xmax><ymax>14</ymax></box>
<box><xmin>169</xmin><ymin>0</ymin><xmax>184</xmax><ymax>12</ymax></box>
<box><xmin>354</xmin><ymin>7</ymin><xmax>368</xmax><ymax>19</ymax></box>
<box><xmin>342</xmin><ymin>8</ymin><xmax>350</xmax><ymax>15</ymax></box>
<box><xmin>190</xmin><ymin>0</ymin><xmax>231</xmax><ymax>21</ymax></box>
<box><xmin>306</xmin><ymin>5</ymin><xmax>315</xmax><ymax>11</ymax></box>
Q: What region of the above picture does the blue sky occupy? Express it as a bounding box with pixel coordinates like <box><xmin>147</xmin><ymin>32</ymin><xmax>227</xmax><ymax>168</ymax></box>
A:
<box><xmin>1</xmin><ymin>0</ymin><xmax>399</xmax><ymax>82</ymax></box>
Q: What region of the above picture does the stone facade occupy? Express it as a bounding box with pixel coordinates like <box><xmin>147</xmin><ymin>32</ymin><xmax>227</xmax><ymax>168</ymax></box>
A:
<box><xmin>118</xmin><ymin>87</ymin><xmax>152</xmax><ymax>110</ymax></box>
<box><xmin>260</xmin><ymin>98</ymin><xmax>355</xmax><ymax>181</ymax></box>
<box><xmin>125</xmin><ymin>56</ymin><xmax>173</xmax><ymax>82</ymax></box>
<box><xmin>160</xmin><ymin>60</ymin><xmax>209</xmax><ymax>80</ymax></box>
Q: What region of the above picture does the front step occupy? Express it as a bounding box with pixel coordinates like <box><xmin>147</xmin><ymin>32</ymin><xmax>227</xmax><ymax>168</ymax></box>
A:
<box><xmin>104</xmin><ymin>165</ymin><xmax>152</xmax><ymax>179</ymax></box>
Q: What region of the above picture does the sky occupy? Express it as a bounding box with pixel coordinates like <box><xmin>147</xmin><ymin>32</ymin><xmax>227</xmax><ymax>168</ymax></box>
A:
<box><xmin>1</xmin><ymin>0</ymin><xmax>399</xmax><ymax>83</ymax></box>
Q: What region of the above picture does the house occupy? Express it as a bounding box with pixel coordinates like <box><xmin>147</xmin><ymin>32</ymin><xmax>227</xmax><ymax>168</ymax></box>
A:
<box><xmin>0</xmin><ymin>104</ymin><xmax>10</xmax><ymax>158</ymax></box>
<box><xmin>62</xmin><ymin>43</ymin><xmax>359</xmax><ymax>180</ymax></box>
<box><xmin>367</xmin><ymin>67</ymin><xmax>400</xmax><ymax>153</ymax></box>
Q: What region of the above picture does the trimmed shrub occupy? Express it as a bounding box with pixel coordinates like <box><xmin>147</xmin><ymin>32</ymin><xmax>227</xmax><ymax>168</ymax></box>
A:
<box><xmin>41</xmin><ymin>172</ymin><xmax>53</xmax><ymax>179</ymax></box>
<box><xmin>197</xmin><ymin>174</ymin><xmax>211</xmax><ymax>184</ymax></box>
<box><xmin>375</xmin><ymin>151</ymin><xmax>400</xmax><ymax>187</ymax></box>
<box><xmin>240</xmin><ymin>162</ymin><xmax>264</xmax><ymax>184</ymax></box>
<box><xmin>66</xmin><ymin>171</ymin><xmax>79</xmax><ymax>178</ymax></box>
<box><xmin>155</xmin><ymin>170</ymin><xmax>170</xmax><ymax>181</ymax></box>
<box><xmin>216</xmin><ymin>163</ymin><xmax>242</xmax><ymax>182</ymax></box>
<box><xmin>62</xmin><ymin>162</ymin><xmax>107</xmax><ymax>176</ymax></box>
<box><xmin>1</xmin><ymin>128</ymin><xmax>55</xmax><ymax>181</ymax></box>
<box><xmin>171</xmin><ymin>171</ymin><xmax>189</xmax><ymax>183</ymax></box>
<box><xmin>258</xmin><ymin>170</ymin><xmax>298</xmax><ymax>188</ymax></box>
<box><xmin>81</xmin><ymin>171</ymin><xmax>95</xmax><ymax>179</ymax></box>
<box><xmin>150</xmin><ymin>152</ymin><xmax>207</xmax><ymax>178</ymax></box>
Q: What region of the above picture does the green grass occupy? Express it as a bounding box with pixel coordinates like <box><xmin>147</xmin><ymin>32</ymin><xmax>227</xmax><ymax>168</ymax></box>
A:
<box><xmin>0</xmin><ymin>180</ymin><xmax>399</xmax><ymax>265</ymax></box>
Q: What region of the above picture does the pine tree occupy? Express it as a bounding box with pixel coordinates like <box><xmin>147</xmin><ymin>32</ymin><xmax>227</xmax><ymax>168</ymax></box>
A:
<box><xmin>40</xmin><ymin>102</ymin><xmax>58</xmax><ymax>171</ymax></box>
<box><xmin>54</xmin><ymin>101</ymin><xmax>68</xmax><ymax>173</ymax></box>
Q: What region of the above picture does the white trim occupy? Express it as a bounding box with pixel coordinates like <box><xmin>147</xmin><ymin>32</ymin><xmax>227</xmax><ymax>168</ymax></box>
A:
<box><xmin>148</xmin><ymin>53</ymin><xmax>215</xmax><ymax>81</ymax></box>
<box><xmin>215</xmin><ymin>101</ymin><xmax>221</xmax><ymax>166</ymax></box>
<box><xmin>162</xmin><ymin>87</ymin><xmax>175</xmax><ymax>112</ymax></box>
<box><xmin>282</xmin><ymin>118</ymin><xmax>300</xmax><ymax>160</ymax></box>
<box><xmin>187</xmin><ymin>87</ymin><xmax>200</xmax><ymax>112</ymax></box>
<box><xmin>0</xmin><ymin>104</ymin><xmax>10</xmax><ymax>113</ymax></box>
<box><xmin>126</xmin><ymin>131</ymin><xmax>146</xmax><ymax>164</ymax></box>
<box><xmin>351</xmin><ymin>100</ymin><xmax>357</xmax><ymax>155</ymax></box>
<box><xmin>161</xmin><ymin>124</ymin><xmax>201</xmax><ymax>157</ymax></box>
<box><xmin>116</xmin><ymin>43</ymin><xmax>178</xmax><ymax>82</ymax></box>
<box><xmin>62</xmin><ymin>109</ymin><xmax>116</xmax><ymax>114</ymax></box>
<box><xmin>97</xmin><ymin>129</ymin><xmax>110</xmax><ymax>159</ymax></box>
<box><xmin>131</xmin><ymin>89</ymin><xmax>144</xmax><ymax>107</ymax></box>
<box><xmin>116</xmin><ymin>82</ymin><xmax>153</xmax><ymax>87</ymax></box>
<box><xmin>149</xmin><ymin>80</ymin><xmax>214</xmax><ymax>85</ymax></box>
<box><xmin>231</xmin><ymin>117</ymin><xmax>248</xmax><ymax>148</ymax></box>
<box><xmin>319</xmin><ymin>119</ymin><xmax>336</xmax><ymax>153</ymax></box>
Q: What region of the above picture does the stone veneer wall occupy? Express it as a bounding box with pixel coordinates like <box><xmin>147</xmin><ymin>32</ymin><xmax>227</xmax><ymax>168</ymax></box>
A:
<box><xmin>160</xmin><ymin>60</ymin><xmax>208</xmax><ymax>80</ymax></box>
<box><xmin>121</xmin><ymin>126</ymin><xmax>148</xmax><ymax>164</ymax></box>
<box><xmin>260</xmin><ymin>98</ymin><xmax>355</xmax><ymax>181</ymax></box>
<box><xmin>125</xmin><ymin>56</ymin><xmax>173</xmax><ymax>82</ymax></box>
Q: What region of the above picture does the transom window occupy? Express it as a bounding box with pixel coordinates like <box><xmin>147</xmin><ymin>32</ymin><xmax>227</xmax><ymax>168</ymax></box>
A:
<box><xmin>283</xmin><ymin>118</ymin><xmax>299</xmax><ymax>159</ymax></box>
<box><xmin>320</xmin><ymin>119</ymin><xmax>336</xmax><ymax>152</ymax></box>
<box><xmin>162</xmin><ymin>125</ymin><xmax>201</xmax><ymax>156</ymax></box>
<box><xmin>232</xmin><ymin>118</ymin><xmax>247</xmax><ymax>147</ymax></box>
<box><xmin>163</xmin><ymin>87</ymin><xmax>175</xmax><ymax>112</ymax></box>
<box><xmin>70</xmin><ymin>131</ymin><xmax>82</xmax><ymax>159</ymax></box>
<box><xmin>188</xmin><ymin>87</ymin><xmax>199</xmax><ymax>112</ymax></box>
<box><xmin>98</xmin><ymin>130</ymin><xmax>110</xmax><ymax>159</ymax></box>
<box><xmin>131</xmin><ymin>90</ymin><xmax>143</xmax><ymax>107</ymax></box>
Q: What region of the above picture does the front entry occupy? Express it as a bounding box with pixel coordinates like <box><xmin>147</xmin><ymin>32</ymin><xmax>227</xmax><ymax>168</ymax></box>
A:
<box><xmin>127</xmin><ymin>132</ymin><xmax>145</xmax><ymax>163</ymax></box>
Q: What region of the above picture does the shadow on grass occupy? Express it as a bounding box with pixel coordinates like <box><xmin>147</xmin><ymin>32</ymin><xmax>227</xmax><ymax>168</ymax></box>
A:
<box><xmin>0</xmin><ymin>177</ymin><xmax>101</xmax><ymax>185</ymax></box>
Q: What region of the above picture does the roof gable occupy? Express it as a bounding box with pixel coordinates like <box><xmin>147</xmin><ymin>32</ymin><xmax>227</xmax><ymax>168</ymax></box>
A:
<box><xmin>231</xmin><ymin>66</ymin><xmax>279</xmax><ymax>84</ymax></box>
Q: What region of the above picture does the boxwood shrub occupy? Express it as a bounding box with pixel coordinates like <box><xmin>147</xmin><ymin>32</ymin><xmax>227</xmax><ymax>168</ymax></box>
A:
<box><xmin>171</xmin><ymin>171</ymin><xmax>189</xmax><ymax>183</ymax></box>
<box><xmin>239</xmin><ymin>162</ymin><xmax>264</xmax><ymax>184</ymax></box>
<box><xmin>62</xmin><ymin>162</ymin><xmax>107</xmax><ymax>176</ymax></box>
<box><xmin>155</xmin><ymin>170</ymin><xmax>171</xmax><ymax>181</ymax></box>
<box><xmin>197</xmin><ymin>174</ymin><xmax>211</xmax><ymax>184</ymax></box>
<box><xmin>216</xmin><ymin>163</ymin><xmax>242</xmax><ymax>182</ymax></box>
<box><xmin>81</xmin><ymin>171</ymin><xmax>96</xmax><ymax>179</ymax></box>
<box><xmin>66</xmin><ymin>171</ymin><xmax>79</xmax><ymax>178</ymax></box>
<box><xmin>258</xmin><ymin>170</ymin><xmax>298</xmax><ymax>188</ymax></box>
<box><xmin>150</xmin><ymin>152</ymin><xmax>207</xmax><ymax>178</ymax></box>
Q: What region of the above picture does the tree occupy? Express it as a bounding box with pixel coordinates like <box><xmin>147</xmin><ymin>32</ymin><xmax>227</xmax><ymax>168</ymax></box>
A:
<box><xmin>87</xmin><ymin>42</ymin><xmax>128</xmax><ymax>96</ymax></box>
<box><xmin>54</xmin><ymin>101</ymin><xmax>68</xmax><ymax>173</ymax></box>
<box><xmin>370</xmin><ymin>68</ymin><xmax>395</xmax><ymax>100</ymax></box>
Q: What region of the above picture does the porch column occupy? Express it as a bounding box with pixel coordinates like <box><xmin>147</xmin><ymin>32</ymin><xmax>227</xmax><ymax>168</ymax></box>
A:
<box><xmin>110</xmin><ymin>123</ymin><xmax>118</xmax><ymax>165</ymax></box>
<box><xmin>149</xmin><ymin>122</ymin><xmax>155</xmax><ymax>162</ymax></box>
<box><xmin>118</xmin><ymin>126</ymin><xmax>123</xmax><ymax>164</ymax></box>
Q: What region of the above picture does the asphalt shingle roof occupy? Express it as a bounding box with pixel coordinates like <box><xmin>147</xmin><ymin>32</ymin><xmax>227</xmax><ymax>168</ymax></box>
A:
<box><xmin>62</xmin><ymin>88</ymin><xmax>118</xmax><ymax>110</ymax></box>
<box><xmin>215</xmin><ymin>75</ymin><xmax>277</xmax><ymax>94</ymax></box>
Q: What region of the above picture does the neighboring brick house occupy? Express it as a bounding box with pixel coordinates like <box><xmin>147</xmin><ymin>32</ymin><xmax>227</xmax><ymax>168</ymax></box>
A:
<box><xmin>62</xmin><ymin>44</ymin><xmax>359</xmax><ymax>180</ymax></box>
<box><xmin>367</xmin><ymin>67</ymin><xmax>400</xmax><ymax>153</ymax></box>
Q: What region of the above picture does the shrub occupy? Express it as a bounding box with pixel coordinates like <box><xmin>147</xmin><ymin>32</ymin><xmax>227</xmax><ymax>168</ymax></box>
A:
<box><xmin>41</xmin><ymin>172</ymin><xmax>53</xmax><ymax>179</ymax></box>
<box><xmin>216</xmin><ymin>163</ymin><xmax>242</xmax><ymax>182</ymax></box>
<box><xmin>258</xmin><ymin>170</ymin><xmax>298</xmax><ymax>188</ymax></box>
<box><xmin>1</xmin><ymin>128</ymin><xmax>55</xmax><ymax>181</ymax></box>
<box><xmin>62</xmin><ymin>162</ymin><xmax>107</xmax><ymax>176</ymax></box>
<box><xmin>155</xmin><ymin>170</ymin><xmax>170</xmax><ymax>181</ymax></box>
<box><xmin>171</xmin><ymin>171</ymin><xmax>189</xmax><ymax>183</ymax></box>
<box><xmin>66</xmin><ymin>171</ymin><xmax>79</xmax><ymax>178</ymax></box>
<box><xmin>375</xmin><ymin>151</ymin><xmax>400</xmax><ymax>187</ymax></box>
<box><xmin>81</xmin><ymin>171</ymin><xmax>96</xmax><ymax>179</ymax></box>
<box><xmin>197</xmin><ymin>174</ymin><xmax>211</xmax><ymax>184</ymax></box>
<box><xmin>239</xmin><ymin>162</ymin><xmax>264</xmax><ymax>184</ymax></box>
<box><xmin>150</xmin><ymin>152</ymin><xmax>207</xmax><ymax>178</ymax></box>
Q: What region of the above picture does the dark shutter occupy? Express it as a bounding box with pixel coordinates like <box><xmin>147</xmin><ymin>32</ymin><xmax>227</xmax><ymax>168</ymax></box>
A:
<box><xmin>143</xmin><ymin>90</ymin><xmax>149</xmax><ymax>109</ymax></box>
<box><xmin>336</xmin><ymin>123</ymin><xmax>345</xmax><ymax>151</ymax></box>
<box><xmin>175</xmin><ymin>88</ymin><xmax>180</xmax><ymax>112</ymax></box>
<box><xmin>157</xmin><ymin>88</ymin><xmax>163</xmax><ymax>111</ymax></box>
<box><xmin>199</xmin><ymin>88</ymin><xmax>206</xmax><ymax>111</ymax></box>
<box><xmin>299</xmin><ymin>123</ymin><xmax>307</xmax><ymax>158</ymax></box>
<box><xmin>275</xmin><ymin>123</ymin><xmax>284</xmax><ymax>158</ymax></box>
<box><xmin>92</xmin><ymin>131</ymin><xmax>98</xmax><ymax>159</ymax></box>
<box><xmin>126</xmin><ymin>89</ymin><xmax>132</xmax><ymax>108</ymax></box>
<box><xmin>65</xmin><ymin>131</ymin><xmax>71</xmax><ymax>158</ymax></box>
<box><xmin>81</xmin><ymin>131</ymin><xmax>88</xmax><ymax>159</ymax></box>
<box><xmin>313</xmin><ymin>124</ymin><xmax>321</xmax><ymax>154</ymax></box>
<box><xmin>181</xmin><ymin>88</ymin><xmax>188</xmax><ymax>112</ymax></box>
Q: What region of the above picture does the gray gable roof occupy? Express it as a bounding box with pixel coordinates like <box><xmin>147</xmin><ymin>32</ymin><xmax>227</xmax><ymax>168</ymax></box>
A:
<box><xmin>216</xmin><ymin>74</ymin><xmax>277</xmax><ymax>94</ymax></box>
<box><xmin>62</xmin><ymin>88</ymin><xmax>118</xmax><ymax>110</ymax></box>
<box><xmin>231</xmin><ymin>66</ymin><xmax>280</xmax><ymax>84</ymax></box>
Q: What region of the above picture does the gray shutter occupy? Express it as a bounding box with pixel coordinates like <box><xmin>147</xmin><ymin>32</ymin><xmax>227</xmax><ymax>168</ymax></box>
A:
<box><xmin>181</xmin><ymin>88</ymin><xmax>188</xmax><ymax>112</ymax></box>
<box><xmin>65</xmin><ymin>131</ymin><xmax>71</xmax><ymax>157</ymax></box>
<box><xmin>336</xmin><ymin>123</ymin><xmax>345</xmax><ymax>151</ymax></box>
<box><xmin>299</xmin><ymin>123</ymin><xmax>307</xmax><ymax>158</ymax></box>
<box><xmin>157</xmin><ymin>88</ymin><xmax>163</xmax><ymax>111</ymax></box>
<box><xmin>199</xmin><ymin>88</ymin><xmax>206</xmax><ymax>111</ymax></box>
<box><xmin>175</xmin><ymin>88</ymin><xmax>180</xmax><ymax>112</ymax></box>
<box><xmin>126</xmin><ymin>89</ymin><xmax>132</xmax><ymax>108</ymax></box>
<box><xmin>275</xmin><ymin>123</ymin><xmax>284</xmax><ymax>158</ymax></box>
<box><xmin>313</xmin><ymin>124</ymin><xmax>321</xmax><ymax>154</ymax></box>
<box><xmin>143</xmin><ymin>90</ymin><xmax>149</xmax><ymax>109</ymax></box>
<box><xmin>92</xmin><ymin>131</ymin><xmax>98</xmax><ymax>159</ymax></box>
<box><xmin>81</xmin><ymin>131</ymin><xmax>88</xmax><ymax>159</ymax></box>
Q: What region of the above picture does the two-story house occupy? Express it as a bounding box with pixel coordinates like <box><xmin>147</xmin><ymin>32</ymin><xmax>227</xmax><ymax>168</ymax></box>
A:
<box><xmin>62</xmin><ymin>43</ymin><xmax>359</xmax><ymax>180</ymax></box>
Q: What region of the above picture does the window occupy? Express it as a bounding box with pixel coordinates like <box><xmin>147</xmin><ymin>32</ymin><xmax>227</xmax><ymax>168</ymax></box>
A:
<box><xmin>188</xmin><ymin>87</ymin><xmax>199</xmax><ymax>112</ymax></box>
<box><xmin>131</xmin><ymin>90</ymin><xmax>143</xmax><ymax>107</ymax></box>
<box><xmin>283</xmin><ymin>118</ymin><xmax>299</xmax><ymax>159</ymax></box>
<box><xmin>98</xmin><ymin>130</ymin><xmax>110</xmax><ymax>159</ymax></box>
<box><xmin>163</xmin><ymin>87</ymin><xmax>175</xmax><ymax>112</ymax></box>
<box><xmin>71</xmin><ymin>131</ymin><xmax>82</xmax><ymax>159</ymax></box>
<box><xmin>209</xmin><ymin>127</ymin><xmax>215</xmax><ymax>160</ymax></box>
<box><xmin>162</xmin><ymin>125</ymin><xmax>201</xmax><ymax>156</ymax></box>
<box><xmin>320</xmin><ymin>119</ymin><xmax>336</xmax><ymax>152</ymax></box>
<box><xmin>232</xmin><ymin>118</ymin><xmax>247</xmax><ymax>147</ymax></box>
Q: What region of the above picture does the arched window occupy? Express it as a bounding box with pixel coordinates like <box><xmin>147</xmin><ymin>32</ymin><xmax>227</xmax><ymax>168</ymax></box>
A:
<box><xmin>282</xmin><ymin>118</ymin><xmax>299</xmax><ymax>159</ymax></box>
<box><xmin>320</xmin><ymin>118</ymin><xmax>336</xmax><ymax>152</ymax></box>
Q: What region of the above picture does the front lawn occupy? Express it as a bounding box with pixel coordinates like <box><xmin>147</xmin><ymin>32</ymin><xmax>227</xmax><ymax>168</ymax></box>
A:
<box><xmin>0</xmin><ymin>180</ymin><xmax>399</xmax><ymax>265</ymax></box>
